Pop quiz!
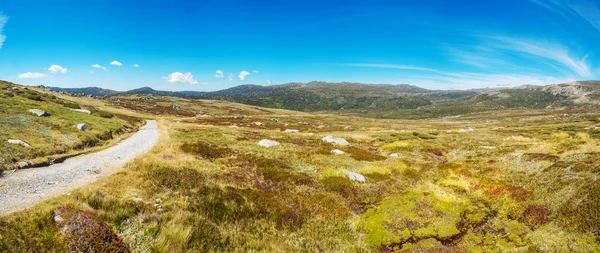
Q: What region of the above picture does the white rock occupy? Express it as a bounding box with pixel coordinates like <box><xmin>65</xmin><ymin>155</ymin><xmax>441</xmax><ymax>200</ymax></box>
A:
<box><xmin>307</xmin><ymin>133</ymin><xmax>314</xmax><ymax>136</ymax></box>
<box><xmin>390</xmin><ymin>153</ymin><xmax>399</xmax><ymax>158</ymax></box>
<box><xmin>346</xmin><ymin>171</ymin><xmax>366</xmax><ymax>183</ymax></box>
<box><xmin>132</xmin><ymin>197</ymin><xmax>144</xmax><ymax>203</ymax></box>
<box><xmin>446</xmin><ymin>130</ymin><xmax>453</xmax><ymax>133</ymax></box>
<box><xmin>254</xmin><ymin>122</ymin><xmax>263</xmax><ymax>126</ymax></box>
<box><xmin>344</xmin><ymin>126</ymin><xmax>353</xmax><ymax>130</ymax></box>
<box><xmin>480</xmin><ymin>146</ymin><xmax>496</xmax><ymax>149</ymax></box>
<box><xmin>258</xmin><ymin>139</ymin><xmax>280</xmax><ymax>148</ymax></box>
<box><xmin>72</xmin><ymin>109</ymin><xmax>91</xmax><ymax>114</ymax></box>
<box><xmin>76</xmin><ymin>123</ymin><xmax>90</xmax><ymax>131</ymax></box>
<box><xmin>284</xmin><ymin>129</ymin><xmax>300</xmax><ymax>133</ymax></box>
<box><xmin>54</xmin><ymin>214</ymin><xmax>64</xmax><ymax>223</ymax></box>
<box><xmin>229</xmin><ymin>125</ymin><xmax>239</xmax><ymax>128</ymax></box>
<box><xmin>317</xmin><ymin>125</ymin><xmax>325</xmax><ymax>129</ymax></box>
<box><xmin>467</xmin><ymin>127</ymin><xmax>474</xmax><ymax>132</ymax></box>
<box><xmin>321</xmin><ymin>135</ymin><xmax>350</xmax><ymax>146</ymax></box>
<box><xmin>458</xmin><ymin>129</ymin><xmax>467</xmax><ymax>133</ymax></box>
<box><xmin>157</xmin><ymin>208</ymin><xmax>165</xmax><ymax>213</ymax></box>
<box><xmin>8</xmin><ymin>139</ymin><xmax>30</xmax><ymax>147</ymax></box>
<box><xmin>155</xmin><ymin>198</ymin><xmax>162</xmax><ymax>204</ymax></box>
<box><xmin>17</xmin><ymin>161</ymin><xmax>29</xmax><ymax>169</ymax></box>
<box><xmin>331</xmin><ymin>149</ymin><xmax>345</xmax><ymax>155</ymax></box>
<box><xmin>27</xmin><ymin>109</ymin><xmax>50</xmax><ymax>117</ymax></box>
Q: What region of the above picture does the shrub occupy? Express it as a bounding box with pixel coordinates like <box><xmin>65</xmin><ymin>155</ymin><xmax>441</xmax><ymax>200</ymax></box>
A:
<box><xmin>343</xmin><ymin>146</ymin><xmax>386</xmax><ymax>161</ymax></box>
<box><xmin>96</xmin><ymin>111</ymin><xmax>114</xmax><ymax>118</ymax></box>
<box><xmin>380</xmin><ymin>141</ymin><xmax>409</xmax><ymax>152</ymax></box>
<box><xmin>23</xmin><ymin>94</ymin><xmax>42</xmax><ymax>101</ymax></box>
<box><xmin>521</xmin><ymin>203</ymin><xmax>552</xmax><ymax>229</ymax></box>
<box><xmin>180</xmin><ymin>141</ymin><xmax>232</xmax><ymax>160</ymax></box>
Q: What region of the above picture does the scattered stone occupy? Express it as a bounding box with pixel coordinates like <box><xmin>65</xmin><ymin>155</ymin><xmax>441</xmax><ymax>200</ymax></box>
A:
<box><xmin>308</xmin><ymin>133</ymin><xmax>314</xmax><ymax>136</ymax></box>
<box><xmin>157</xmin><ymin>208</ymin><xmax>165</xmax><ymax>213</ymax></box>
<box><xmin>254</xmin><ymin>122</ymin><xmax>263</xmax><ymax>126</ymax></box>
<box><xmin>171</xmin><ymin>104</ymin><xmax>181</xmax><ymax>110</ymax></box>
<box><xmin>77</xmin><ymin>123</ymin><xmax>90</xmax><ymax>131</ymax></box>
<box><xmin>390</xmin><ymin>153</ymin><xmax>399</xmax><ymax>158</ymax></box>
<box><xmin>331</xmin><ymin>149</ymin><xmax>345</xmax><ymax>155</ymax></box>
<box><xmin>132</xmin><ymin>197</ymin><xmax>144</xmax><ymax>203</ymax></box>
<box><xmin>155</xmin><ymin>198</ymin><xmax>162</xmax><ymax>204</ymax></box>
<box><xmin>467</xmin><ymin>127</ymin><xmax>474</xmax><ymax>132</ymax></box>
<box><xmin>153</xmin><ymin>203</ymin><xmax>160</xmax><ymax>208</ymax></box>
<box><xmin>17</xmin><ymin>161</ymin><xmax>29</xmax><ymax>169</ymax></box>
<box><xmin>270</xmin><ymin>118</ymin><xmax>279</xmax><ymax>122</ymax></box>
<box><xmin>284</xmin><ymin>129</ymin><xmax>300</xmax><ymax>133</ymax></box>
<box><xmin>344</xmin><ymin>125</ymin><xmax>353</xmax><ymax>130</ymax></box>
<box><xmin>72</xmin><ymin>109</ymin><xmax>91</xmax><ymax>114</ymax></box>
<box><xmin>458</xmin><ymin>129</ymin><xmax>467</xmax><ymax>133</ymax></box>
<box><xmin>481</xmin><ymin>146</ymin><xmax>496</xmax><ymax>149</ymax></box>
<box><xmin>447</xmin><ymin>130</ymin><xmax>453</xmax><ymax>133</ymax></box>
<box><xmin>317</xmin><ymin>125</ymin><xmax>325</xmax><ymax>129</ymax></box>
<box><xmin>235</xmin><ymin>114</ymin><xmax>245</xmax><ymax>119</ymax></box>
<box><xmin>258</xmin><ymin>139</ymin><xmax>280</xmax><ymax>147</ymax></box>
<box><xmin>346</xmin><ymin>171</ymin><xmax>366</xmax><ymax>183</ymax></box>
<box><xmin>321</xmin><ymin>135</ymin><xmax>350</xmax><ymax>146</ymax></box>
<box><xmin>229</xmin><ymin>125</ymin><xmax>239</xmax><ymax>128</ymax></box>
<box><xmin>8</xmin><ymin>139</ymin><xmax>30</xmax><ymax>147</ymax></box>
<box><xmin>27</xmin><ymin>109</ymin><xmax>50</xmax><ymax>117</ymax></box>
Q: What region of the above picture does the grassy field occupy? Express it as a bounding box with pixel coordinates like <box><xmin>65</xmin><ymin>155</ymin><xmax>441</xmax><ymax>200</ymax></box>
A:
<box><xmin>0</xmin><ymin>81</ymin><xmax>143</xmax><ymax>172</ymax></box>
<box><xmin>2</xmin><ymin>92</ymin><xmax>600</xmax><ymax>252</ymax></box>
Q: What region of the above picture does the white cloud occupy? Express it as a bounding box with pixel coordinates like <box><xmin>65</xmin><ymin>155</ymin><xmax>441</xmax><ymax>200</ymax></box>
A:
<box><xmin>238</xmin><ymin>70</ymin><xmax>250</xmax><ymax>80</ymax></box>
<box><xmin>486</xmin><ymin>36</ymin><xmax>591</xmax><ymax>77</ymax></box>
<box><xmin>18</xmin><ymin>72</ymin><xmax>46</xmax><ymax>79</ymax></box>
<box><xmin>0</xmin><ymin>14</ymin><xmax>7</xmax><ymax>49</ymax></box>
<box><xmin>266</xmin><ymin>80</ymin><xmax>271</xmax><ymax>85</ymax></box>
<box><xmin>48</xmin><ymin>65</ymin><xmax>68</xmax><ymax>73</ymax></box>
<box><xmin>530</xmin><ymin>0</ymin><xmax>600</xmax><ymax>32</ymax></box>
<box><xmin>163</xmin><ymin>72</ymin><xmax>199</xmax><ymax>84</ymax></box>
<box><xmin>252</xmin><ymin>70</ymin><xmax>259</xmax><ymax>73</ymax></box>
<box><xmin>215</xmin><ymin>70</ymin><xmax>224</xmax><ymax>78</ymax></box>
<box><xmin>133</xmin><ymin>64</ymin><xmax>139</xmax><ymax>68</ymax></box>
<box><xmin>92</xmin><ymin>64</ymin><xmax>107</xmax><ymax>71</ymax></box>
<box><xmin>227</xmin><ymin>73</ymin><xmax>234</xmax><ymax>83</ymax></box>
<box><xmin>110</xmin><ymin>60</ymin><xmax>122</xmax><ymax>67</ymax></box>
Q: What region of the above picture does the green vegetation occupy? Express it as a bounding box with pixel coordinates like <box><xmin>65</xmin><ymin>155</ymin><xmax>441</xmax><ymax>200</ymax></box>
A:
<box><xmin>0</xmin><ymin>81</ymin><xmax>142</xmax><ymax>171</ymax></box>
<box><xmin>3</xmin><ymin>81</ymin><xmax>600</xmax><ymax>252</ymax></box>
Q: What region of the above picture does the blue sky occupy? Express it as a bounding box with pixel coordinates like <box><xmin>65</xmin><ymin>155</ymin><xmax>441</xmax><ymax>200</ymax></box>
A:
<box><xmin>0</xmin><ymin>0</ymin><xmax>599</xmax><ymax>91</ymax></box>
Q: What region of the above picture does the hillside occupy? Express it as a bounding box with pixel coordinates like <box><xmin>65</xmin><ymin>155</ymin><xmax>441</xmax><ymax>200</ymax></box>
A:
<box><xmin>46</xmin><ymin>81</ymin><xmax>600</xmax><ymax>118</ymax></box>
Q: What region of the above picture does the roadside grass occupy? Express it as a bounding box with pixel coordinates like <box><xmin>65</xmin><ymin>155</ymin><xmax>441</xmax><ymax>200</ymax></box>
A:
<box><xmin>1</xmin><ymin>94</ymin><xmax>600</xmax><ymax>252</ymax></box>
<box><xmin>0</xmin><ymin>82</ymin><xmax>143</xmax><ymax>172</ymax></box>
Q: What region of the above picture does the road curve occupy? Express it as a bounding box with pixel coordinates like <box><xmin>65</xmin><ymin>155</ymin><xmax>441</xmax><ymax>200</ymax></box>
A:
<box><xmin>0</xmin><ymin>120</ymin><xmax>159</xmax><ymax>215</ymax></box>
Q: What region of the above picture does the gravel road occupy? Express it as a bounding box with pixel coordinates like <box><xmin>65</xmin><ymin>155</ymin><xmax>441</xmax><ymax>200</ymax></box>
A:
<box><xmin>0</xmin><ymin>120</ymin><xmax>158</xmax><ymax>215</ymax></box>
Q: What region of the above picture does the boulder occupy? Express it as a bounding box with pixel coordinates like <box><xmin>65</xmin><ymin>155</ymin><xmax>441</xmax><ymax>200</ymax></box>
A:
<box><xmin>390</xmin><ymin>153</ymin><xmax>399</xmax><ymax>158</ymax></box>
<box><xmin>331</xmin><ymin>149</ymin><xmax>345</xmax><ymax>155</ymax></box>
<box><xmin>235</xmin><ymin>114</ymin><xmax>245</xmax><ymax>119</ymax></box>
<box><xmin>171</xmin><ymin>104</ymin><xmax>181</xmax><ymax>110</ymax></box>
<box><xmin>72</xmin><ymin>109</ymin><xmax>91</xmax><ymax>114</ymax></box>
<box><xmin>270</xmin><ymin>118</ymin><xmax>279</xmax><ymax>122</ymax></box>
<box><xmin>27</xmin><ymin>109</ymin><xmax>50</xmax><ymax>117</ymax></box>
<box><xmin>346</xmin><ymin>171</ymin><xmax>366</xmax><ymax>183</ymax></box>
<box><xmin>321</xmin><ymin>135</ymin><xmax>350</xmax><ymax>146</ymax></box>
<box><xmin>344</xmin><ymin>125</ymin><xmax>353</xmax><ymax>130</ymax></box>
<box><xmin>284</xmin><ymin>129</ymin><xmax>300</xmax><ymax>133</ymax></box>
<box><xmin>76</xmin><ymin>123</ymin><xmax>90</xmax><ymax>131</ymax></box>
<box><xmin>229</xmin><ymin>125</ymin><xmax>239</xmax><ymax>128</ymax></box>
<box><xmin>8</xmin><ymin>139</ymin><xmax>30</xmax><ymax>147</ymax></box>
<box><xmin>254</xmin><ymin>122</ymin><xmax>263</xmax><ymax>126</ymax></box>
<box><xmin>258</xmin><ymin>139</ymin><xmax>280</xmax><ymax>148</ymax></box>
<box><xmin>17</xmin><ymin>161</ymin><xmax>30</xmax><ymax>169</ymax></box>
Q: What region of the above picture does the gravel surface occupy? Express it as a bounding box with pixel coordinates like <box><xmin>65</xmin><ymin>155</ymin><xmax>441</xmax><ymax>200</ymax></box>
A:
<box><xmin>0</xmin><ymin>120</ymin><xmax>158</xmax><ymax>215</ymax></box>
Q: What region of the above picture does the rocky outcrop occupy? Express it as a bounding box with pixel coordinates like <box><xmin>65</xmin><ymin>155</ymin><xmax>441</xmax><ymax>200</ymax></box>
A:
<box><xmin>27</xmin><ymin>109</ymin><xmax>50</xmax><ymax>117</ymax></box>
<box><xmin>258</xmin><ymin>139</ymin><xmax>280</xmax><ymax>147</ymax></box>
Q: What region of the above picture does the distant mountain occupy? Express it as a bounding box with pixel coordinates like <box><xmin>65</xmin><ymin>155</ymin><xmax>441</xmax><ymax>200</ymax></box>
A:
<box><xmin>44</xmin><ymin>81</ymin><xmax>600</xmax><ymax>118</ymax></box>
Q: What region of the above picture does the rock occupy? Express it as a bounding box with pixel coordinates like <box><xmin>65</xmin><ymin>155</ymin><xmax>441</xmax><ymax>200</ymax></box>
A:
<box><xmin>284</xmin><ymin>129</ymin><xmax>300</xmax><ymax>133</ymax></box>
<box><xmin>331</xmin><ymin>149</ymin><xmax>345</xmax><ymax>155</ymax></box>
<box><xmin>317</xmin><ymin>125</ymin><xmax>325</xmax><ymax>129</ymax></box>
<box><xmin>258</xmin><ymin>139</ymin><xmax>280</xmax><ymax>148</ymax></box>
<box><xmin>8</xmin><ymin>139</ymin><xmax>30</xmax><ymax>147</ymax></box>
<box><xmin>270</xmin><ymin>118</ymin><xmax>279</xmax><ymax>122</ymax></box>
<box><xmin>72</xmin><ymin>109</ymin><xmax>91</xmax><ymax>114</ymax></box>
<box><xmin>344</xmin><ymin>125</ymin><xmax>353</xmax><ymax>130</ymax></box>
<box><xmin>54</xmin><ymin>213</ymin><xmax>64</xmax><ymax>223</ymax></box>
<box><xmin>346</xmin><ymin>171</ymin><xmax>366</xmax><ymax>183</ymax></box>
<box><xmin>171</xmin><ymin>104</ymin><xmax>181</xmax><ymax>110</ymax></box>
<box><xmin>11</xmin><ymin>87</ymin><xmax>18</xmax><ymax>90</ymax></box>
<box><xmin>308</xmin><ymin>133</ymin><xmax>314</xmax><ymax>136</ymax></box>
<box><xmin>458</xmin><ymin>129</ymin><xmax>467</xmax><ymax>133</ymax></box>
<box><xmin>480</xmin><ymin>146</ymin><xmax>496</xmax><ymax>149</ymax></box>
<box><xmin>467</xmin><ymin>127</ymin><xmax>474</xmax><ymax>132</ymax></box>
<box><xmin>155</xmin><ymin>198</ymin><xmax>162</xmax><ymax>204</ymax></box>
<box><xmin>446</xmin><ymin>130</ymin><xmax>453</xmax><ymax>133</ymax></box>
<box><xmin>229</xmin><ymin>125</ymin><xmax>239</xmax><ymax>128</ymax></box>
<box><xmin>76</xmin><ymin>123</ymin><xmax>90</xmax><ymax>131</ymax></box>
<box><xmin>390</xmin><ymin>153</ymin><xmax>399</xmax><ymax>158</ymax></box>
<box><xmin>157</xmin><ymin>208</ymin><xmax>165</xmax><ymax>213</ymax></box>
<box><xmin>321</xmin><ymin>135</ymin><xmax>350</xmax><ymax>146</ymax></box>
<box><xmin>17</xmin><ymin>161</ymin><xmax>29</xmax><ymax>169</ymax></box>
<box><xmin>235</xmin><ymin>114</ymin><xmax>245</xmax><ymax>119</ymax></box>
<box><xmin>153</xmin><ymin>203</ymin><xmax>160</xmax><ymax>208</ymax></box>
<box><xmin>254</xmin><ymin>122</ymin><xmax>263</xmax><ymax>126</ymax></box>
<box><xmin>27</xmin><ymin>109</ymin><xmax>50</xmax><ymax>117</ymax></box>
<box><xmin>132</xmin><ymin>197</ymin><xmax>144</xmax><ymax>203</ymax></box>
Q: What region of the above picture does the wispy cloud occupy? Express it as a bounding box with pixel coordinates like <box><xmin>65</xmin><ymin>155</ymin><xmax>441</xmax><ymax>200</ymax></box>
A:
<box><xmin>19</xmin><ymin>72</ymin><xmax>45</xmax><ymax>79</ymax></box>
<box><xmin>133</xmin><ymin>64</ymin><xmax>139</xmax><ymax>68</ymax></box>
<box><xmin>530</xmin><ymin>0</ymin><xmax>600</xmax><ymax>31</ymax></box>
<box><xmin>92</xmin><ymin>64</ymin><xmax>107</xmax><ymax>71</ymax></box>
<box><xmin>0</xmin><ymin>13</ymin><xmax>7</xmax><ymax>49</ymax></box>
<box><xmin>227</xmin><ymin>73</ymin><xmax>234</xmax><ymax>83</ymax></box>
<box><xmin>163</xmin><ymin>72</ymin><xmax>199</xmax><ymax>84</ymax></box>
<box><xmin>252</xmin><ymin>70</ymin><xmax>259</xmax><ymax>73</ymax></box>
<box><xmin>486</xmin><ymin>36</ymin><xmax>591</xmax><ymax>77</ymax></box>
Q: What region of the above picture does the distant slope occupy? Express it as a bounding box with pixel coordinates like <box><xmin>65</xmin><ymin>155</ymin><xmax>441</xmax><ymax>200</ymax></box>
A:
<box><xmin>44</xmin><ymin>80</ymin><xmax>600</xmax><ymax>117</ymax></box>
<box><xmin>47</xmin><ymin>86</ymin><xmax>120</xmax><ymax>97</ymax></box>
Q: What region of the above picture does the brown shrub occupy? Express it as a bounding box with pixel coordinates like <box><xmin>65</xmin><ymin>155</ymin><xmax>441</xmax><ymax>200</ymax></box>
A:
<box><xmin>180</xmin><ymin>141</ymin><xmax>233</xmax><ymax>160</ymax></box>
<box><xmin>558</xmin><ymin>181</ymin><xmax>600</xmax><ymax>233</ymax></box>
<box><xmin>524</xmin><ymin>153</ymin><xmax>559</xmax><ymax>162</ymax></box>
<box><xmin>54</xmin><ymin>207</ymin><xmax>129</xmax><ymax>253</ymax></box>
<box><xmin>521</xmin><ymin>203</ymin><xmax>552</xmax><ymax>229</ymax></box>
<box><xmin>474</xmin><ymin>183</ymin><xmax>532</xmax><ymax>201</ymax></box>
<box><xmin>343</xmin><ymin>146</ymin><xmax>387</xmax><ymax>161</ymax></box>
